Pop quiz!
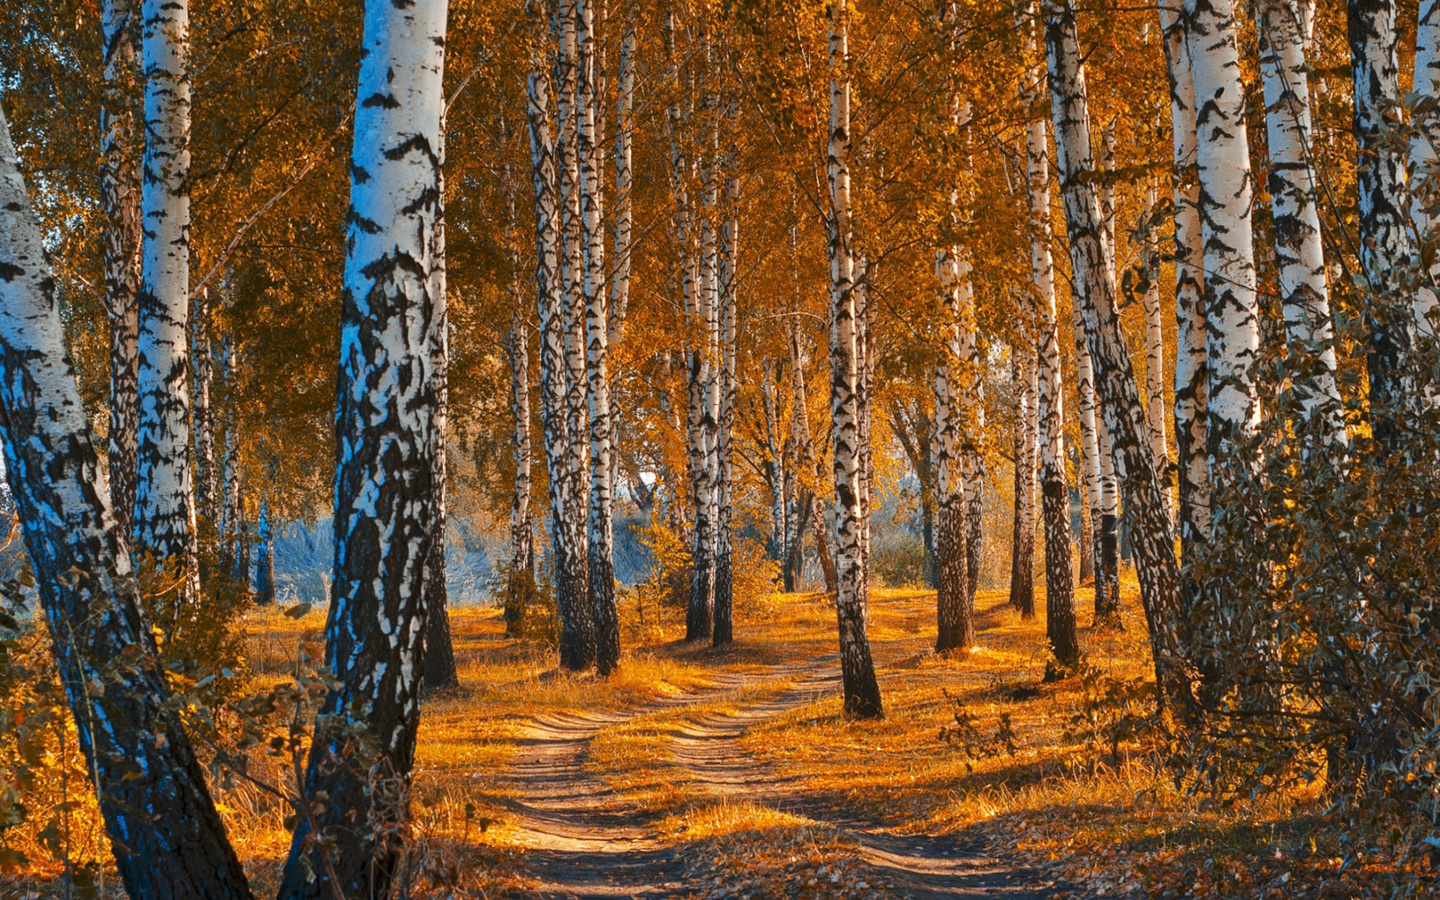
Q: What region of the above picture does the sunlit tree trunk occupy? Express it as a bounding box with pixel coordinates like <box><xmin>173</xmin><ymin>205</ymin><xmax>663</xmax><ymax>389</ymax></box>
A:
<box><xmin>1093</xmin><ymin>116</ymin><xmax>1121</xmax><ymax>622</ymax></box>
<box><xmin>191</xmin><ymin>286</ymin><xmax>218</xmax><ymax>529</ymax></box>
<box><xmin>554</xmin><ymin>0</ymin><xmax>596</xmax><ymax>668</ymax></box>
<box><xmin>1187</xmin><ymin>0</ymin><xmax>1261</xmax><ymax>529</ymax></box>
<box><xmin>528</xmin><ymin>65</ymin><xmax>588</xmax><ymax>669</ymax></box>
<box><xmin>577</xmin><ymin>0</ymin><xmax>619</xmax><ymax>674</ymax></box>
<box><xmin>1140</xmin><ymin>182</ymin><xmax>1172</xmax><ymax>501</ymax></box>
<box><xmin>1257</xmin><ymin>0</ymin><xmax>1345</xmax><ymax>447</ymax></box>
<box><xmin>1023</xmin><ymin>40</ymin><xmax>1077</xmax><ymax>658</ymax></box>
<box><xmin>826</xmin><ymin>0</ymin><xmax>882</xmax><ymax>719</ymax></box>
<box><xmin>1349</xmin><ymin>0</ymin><xmax>1421</xmax><ymax>447</ymax></box>
<box><xmin>1009</xmin><ymin>342</ymin><xmax>1038</xmax><ymax>617</ymax></box>
<box><xmin>1077</xmin><ymin>497</ymin><xmax>1095</xmax><ymax>584</ymax></box>
<box><xmin>934</xmin><ymin>250</ymin><xmax>973</xmax><ymax>651</ymax></box>
<box><xmin>0</xmin><ymin>101</ymin><xmax>252</xmax><ymax>900</ymax></box>
<box><xmin>101</xmin><ymin>0</ymin><xmax>142</xmax><ymax>539</ymax></box>
<box><xmin>423</xmin><ymin>145</ymin><xmax>458</xmax><ymax>690</ymax></box>
<box><xmin>277</xmin><ymin>0</ymin><xmax>446</xmax><ymax>891</ymax></box>
<box><xmin>1073</xmin><ymin>307</ymin><xmax>1109</xmax><ymax>615</ymax></box>
<box><xmin>763</xmin><ymin>360</ymin><xmax>789</xmax><ymax>564</ymax></box>
<box><xmin>219</xmin><ymin>338</ymin><xmax>248</xmax><ymax>588</ymax></box>
<box><xmin>713</xmin><ymin>134</ymin><xmax>740</xmax><ymax>647</ymax></box>
<box><xmin>855</xmin><ymin>254</ymin><xmax>876</xmax><ymax>590</ymax></box>
<box><xmin>1045</xmin><ymin>0</ymin><xmax>1196</xmax><ymax>718</ymax></box>
<box><xmin>134</xmin><ymin>0</ymin><xmax>199</xmax><ymax>603</ymax></box>
<box><xmin>789</xmin><ymin>316</ymin><xmax>837</xmax><ymax>593</ymax></box>
<box><xmin>502</xmin><ymin>152</ymin><xmax>535</xmax><ymax>636</ymax></box>
<box><xmin>1158</xmin><ymin>1</ymin><xmax>1208</xmax><ymax>626</ymax></box>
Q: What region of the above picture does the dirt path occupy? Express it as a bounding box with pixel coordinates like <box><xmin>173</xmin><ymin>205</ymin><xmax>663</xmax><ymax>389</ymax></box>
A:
<box><xmin>501</xmin><ymin>671</ymin><xmax>759</xmax><ymax>898</ymax></box>
<box><xmin>503</xmin><ymin>657</ymin><xmax>1052</xmax><ymax>899</ymax></box>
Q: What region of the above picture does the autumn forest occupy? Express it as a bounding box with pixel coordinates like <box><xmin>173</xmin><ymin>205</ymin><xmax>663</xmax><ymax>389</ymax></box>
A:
<box><xmin>1</xmin><ymin>0</ymin><xmax>1439</xmax><ymax>897</ymax></box>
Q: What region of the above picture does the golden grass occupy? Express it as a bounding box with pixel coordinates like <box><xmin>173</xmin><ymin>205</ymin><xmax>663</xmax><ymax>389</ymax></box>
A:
<box><xmin>3</xmin><ymin>581</ymin><xmax>1410</xmax><ymax>899</ymax></box>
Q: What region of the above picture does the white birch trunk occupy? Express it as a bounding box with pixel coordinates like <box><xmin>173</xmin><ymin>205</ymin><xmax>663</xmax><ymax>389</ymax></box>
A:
<box><xmin>1023</xmin><ymin>48</ymin><xmax>1078</xmax><ymax>661</ymax></box>
<box><xmin>101</xmin><ymin>0</ymin><xmax>142</xmax><ymax>538</ymax></box>
<box><xmin>0</xmin><ymin>99</ymin><xmax>253</xmax><ymax>900</ymax></box>
<box><xmin>1257</xmin><ymin>0</ymin><xmax>1346</xmax><ymax>448</ymax></box>
<box><xmin>1349</xmin><ymin>0</ymin><xmax>1420</xmax><ymax>444</ymax></box>
<box><xmin>274</xmin><ymin>1</ymin><xmax>447</xmax><ymax>894</ymax></box>
<box><xmin>1413</xmin><ymin>0</ymin><xmax>1440</xmax><ymax>331</ymax></box>
<box><xmin>1186</xmin><ymin>0</ymin><xmax>1260</xmax><ymax>528</ymax></box>
<box><xmin>527</xmin><ymin>64</ymin><xmax>590</xmax><ymax>670</ymax></box>
<box><xmin>1045</xmin><ymin>0</ymin><xmax>1195</xmax><ymax>717</ymax></box>
<box><xmin>191</xmin><ymin>286</ymin><xmax>217</xmax><ymax>529</ymax></box>
<box><xmin>577</xmin><ymin>0</ymin><xmax>618</xmax><ymax>674</ymax></box>
<box><xmin>1158</xmin><ymin>1</ymin><xmax>1209</xmax><ymax>580</ymax></box>
<box><xmin>135</xmin><ymin>0</ymin><xmax>198</xmax><ymax>601</ymax></box>
<box><xmin>827</xmin><ymin>0</ymin><xmax>882</xmax><ymax>718</ymax></box>
<box><xmin>1140</xmin><ymin>183</ymin><xmax>1172</xmax><ymax>505</ymax></box>
<box><xmin>934</xmin><ymin>250</ymin><xmax>973</xmax><ymax>651</ymax></box>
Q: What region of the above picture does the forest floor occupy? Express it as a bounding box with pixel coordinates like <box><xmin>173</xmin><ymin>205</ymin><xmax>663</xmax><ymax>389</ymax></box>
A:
<box><xmin>3</xmin><ymin>579</ymin><xmax>1420</xmax><ymax>899</ymax></box>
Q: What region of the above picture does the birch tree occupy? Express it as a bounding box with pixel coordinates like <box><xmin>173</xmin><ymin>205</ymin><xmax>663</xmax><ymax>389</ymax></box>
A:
<box><xmin>1158</xmin><ymin>1</ymin><xmax>1208</xmax><ymax>605</ymax></box>
<box><xmin>1349</xmin><ymin>0</ymin><xmax>1422</xmax><ymax>446</ymax></box>
<box><xmin>1412</xmin><ymin>0</ymin><xmax>1440</xmax><ymax>317</ymax></box>
<box><xmin>713</xmin><ymin>123</ymin><xmax>740</xmax><ymax>647</ymax></box>
<box><xmin>1045</xmin><ymin>0</ymin><xmax>1195</xmax><ymax>717</ymax></box>
<box><xmin>577</xmin><ymin>0</ymin><xmax>619</xmax><ymax>674</ymax></box>
<box><xmin>1140</xmin><ymin>181</ymin><xmax>1172</xmax><ymax>493</ymax></box>
<box><xmin>1257</xmin><ymin>0</ymin><xmax>1345</xmax><ymax>447</ymax></box>
<box><xmin>826</xmin><ymin>0</ymin><xmax>882</xmax><ymax>718</ymax></box>
<box><xmin>934</xmin><ymin>249</ymin><xmax>974</xmax><ymax>651</ymax></box>
<box><xmin>134</xmin><ymin>0</ymin><xmax>199</xmax><ymax>600</ymax></box>
<box><xmin>1008</xmin><ymin>341</ymin><xmax>1038</xmax><ymax>617</ymax></box>
<box><xmin>0</xmin><ymin>98</ymin><xmax>254</xmax><ymax>900</ymax></box>
<box><xmin>1186</xmin><ymin>0</ymin><xmax>1260</xmax><ymax>524</ymax></box>
<box><xmin>276</xmin><ymin>0</ymin><xmax>447</xmax><ymax>891</ymax></box>
<box><xmin>101</xmin><ymin>0</ymin><xmax>142</xmax><ymax>538</ymax></box>
<box><xmin>1023</xmin><ymin>16</ymin><xmax>1078</xmax><ymax>661</ymax></box>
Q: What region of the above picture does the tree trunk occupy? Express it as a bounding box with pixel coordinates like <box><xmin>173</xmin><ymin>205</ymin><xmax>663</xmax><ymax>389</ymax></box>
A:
<box><xmin>1008</xmin><ymin>343</ymin><xmax>1037</xmax><ymax>616</ymax></box>
<box><xmin>506</xmin><ymin>301</ymin><xmax>534</xmax><ymax>632</ymax></box>
<box><xmin>1158</xmin><ymin>2</ymin><xmax>1208</xmax><ymax>641</ymax></box>
<box><xmin>1349</xmin><ymin>0</ymin><xmax>1422</xmax><ymax>447</ymax></box>
<box><xmin>423</xmin><ymin>158</ymin><xmax>458</xmax><ymax>690</ymax></box>
<box><xmin>219</xmin><ymin>338</ymin><xmax>248</xmax><ymax>587</ymax></box>
<box><xmin>713</xmin><ymin>135</ymin><xmax>739</xmax><ymax>648</ymax></box>
<box><xmin>1140</xmin><ymin>181</ymin><xmax>1174</xmax><ymax>498</ymax></box>
<box><xmin>934</xmin><ymin>249</ymin><xmax>973</xmax><ymax>652</ymax></box>
<box><xmin>254</xmin><ymin>497</ymin><xmax>274</xmax><ymax>605</ymax></box>
<box><xmin>1412</xmin><ymin>1</ymin><xmax>1440</xmax><ymax>329</ymax></box>
<box><xmin>101</xmin><ymin>0</ymin><xmax>142</xmax><ymax>540</ymax></box>
<box><xmin>0</xmin><ymin>101</ymin><xmax>253</xmax><ymax>900</ymax></box>
<box><xmin>276</xmin><ymin>0</ymin><xmax>446</xmax><ymax>892</ymax></box>
<box><xmin>1023</xmin><ymin>36</ymin><xmax>1077</xmax><ymax>656</ymax></box>
<box><xmin>1258</xmin><ymin>1</ymin><xmax>1345</xmax><ymax>448</ymax></box>
<box><xmin>1073</xmin><ymin>306</ymin><xmax>1109</xmax><ymax>617</ymax></box>
<box><xmin>502</xmin><ymin>144</ymin><xmax>535</xmax><ymax>637</ymax></box>
<box><xmin>1187</xmin><ymin>0</ymin><xmax>1262</xmax><ymax>526</ymax></box>
<box><xmin>192</xmin><ymin>287</ymin><xmax>217</xmax><ymax>530</ymax></box>
<box><xmin>826</xmin><ymin>0</ymin><xmax>882</xmax><ymax>719</ymax></box>
<box><xmin>577</xmin><ymin>0</ymin><xmax>619</xmax><ymax>675</ymax></box>
<box><xmin>554</xmin><ymin>0</ymin><xmax>596</xmax><ymax>669</ymax></box>
<box><xmin>1045</xmin><ymin>0</ymin><xmax>1195</xmax><ymax>717</ymax></box>
<box><xmin>1077</xmin><ymin>495</ymin><xmax>1094</xmax><ymax>584</ymax></box>
<box><xmin>134</xmin><ymin>0</ymin><xmax>199</xmax><ymax>605</ymax></box>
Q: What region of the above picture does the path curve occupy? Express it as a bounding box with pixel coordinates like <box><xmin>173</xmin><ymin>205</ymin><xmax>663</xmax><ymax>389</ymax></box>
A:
<box><xmin>503</xmin><ymin>660</ymin><xmax>1052</xmax><ymax>899</ymax></box>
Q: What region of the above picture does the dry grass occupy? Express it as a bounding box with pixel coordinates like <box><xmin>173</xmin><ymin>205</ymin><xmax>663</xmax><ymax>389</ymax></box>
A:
<box><xmin>3</xmin><ymin>580</ymin><xmax>1417</xmax><ymax>899</ymax></box>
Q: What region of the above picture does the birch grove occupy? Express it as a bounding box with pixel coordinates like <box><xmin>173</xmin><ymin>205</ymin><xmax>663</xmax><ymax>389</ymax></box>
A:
<box><xmin>12</xmin><ymin>0</ymin><xmax>1440</xmax><ymax>884</ymax></box>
